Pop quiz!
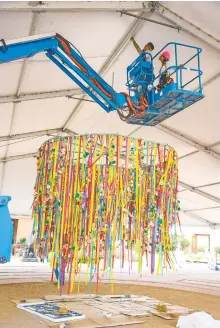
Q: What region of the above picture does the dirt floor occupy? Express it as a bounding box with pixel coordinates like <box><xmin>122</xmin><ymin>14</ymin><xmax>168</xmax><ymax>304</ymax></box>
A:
<box><xmin>0</xmin><ymin>282</ymin><xmax>220</xmax><ymax>327</ymax></box>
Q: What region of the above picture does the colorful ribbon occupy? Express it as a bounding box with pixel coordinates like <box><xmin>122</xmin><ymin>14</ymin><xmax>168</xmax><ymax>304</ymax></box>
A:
<box><xmin>32</xmin><ymin>134</ymin><xmax>180</xmax><ymax>293</ymax></box>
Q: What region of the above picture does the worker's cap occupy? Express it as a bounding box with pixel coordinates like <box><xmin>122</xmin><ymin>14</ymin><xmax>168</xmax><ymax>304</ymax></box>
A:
<box><xmin>161</xmin><ymin>50</ymin><xmax>171</xmax><ymax>61</ymax></box>
<box><xmin>147</xmin><ymin>42</ymin><xmax>154</xmax><ymax>51</ymax></box>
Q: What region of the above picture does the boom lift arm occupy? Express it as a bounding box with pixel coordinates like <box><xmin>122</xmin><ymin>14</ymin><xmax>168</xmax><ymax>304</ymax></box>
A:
<box><xmin>0</xmin><ymin>33</ymin><xmax>203</xmax><ymax>126</ymax></box>
<box><xmin>0</xmin><ymin>33</ymin><xmax>146</xmax><ymax>120</ymax></box>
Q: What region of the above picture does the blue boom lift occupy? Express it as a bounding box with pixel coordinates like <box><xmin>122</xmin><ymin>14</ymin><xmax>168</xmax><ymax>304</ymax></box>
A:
<box><xmin>0</xmin><ymin>33</ymin><xmax>204</xmax><ymax>126</ymax></box>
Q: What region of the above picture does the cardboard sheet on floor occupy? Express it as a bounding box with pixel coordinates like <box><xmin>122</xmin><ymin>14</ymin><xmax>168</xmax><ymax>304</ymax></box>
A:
<box><xmin>12</xmin><ymin>298</ymin><xmax>43</xmax><ymax>305</ymax></box>
<box><xmin>13</xmin><ymin>293</ymin><xmax>192</xmax><ymax>325</ymax></box>
<box><xmin>150</xmin><ymin>305</ymin><xmax>192</xmax><ymax>320</ymax></box>
<box><xmin>17</xmin><ymin>301</ymin><xmax>85</xmax><ymax>323</ymax></box>
<box><xmin>54</xmin><ymin>301</ymin><xmax>143</xmax><ymax>326</ymax></box>
<box><xmin>43</xmin><ymin>294</ymin><xmax>98</xmax><ymax>302</ymax></box>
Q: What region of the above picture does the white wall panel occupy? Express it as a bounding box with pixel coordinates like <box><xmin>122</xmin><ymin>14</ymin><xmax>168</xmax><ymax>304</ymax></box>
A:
<box><xmin>162</xmin><ymin>2</ymin><xmax>220</xmax><ymax>40</ymax></box>
<box><xmin>0</xmin><ymin>146</ymin><xmax>7</xmax><ymax>158</ymax></box>
<box><xmin>0</xmin><ymin>62</ymin><xmax>24</xmax><ymax>96</ymax></box>
<box><xmin>178</xmin><ymin>185</ymin><xmax>186</xmax><ymax>192</ymax></box>
<box><xmin>193</xmin><ymin>208</ymin><xmax>220</xmax><ymax>224</ymax></box>
<box><xmin>1</xmin><ymin>158</ymin><xmax>36</xmax><ymax>215</ymax></box>
<box><xmin>211</xmin><ymin>144</ymin><xmax>220</xmax><ymax>153</ymax></box>
<box><xmin>11</xmin><ymin>97</ymin><xmax>78</xmax><ymax>134</ymax></box>
<box><xmin>7</xmin><ymin>136</ymin><xmax>50</xmax><ymax>157</ymax></box>
<box><xmin>178</xmin><ymin>190</ymin><xmax>220</xmax><ymax>210</ymax></box>
<box><xmin>199</xmin><ymin>184</ymin><xmax>220</xmax><ymax>199</ymax></box>
<box><xmin>180</xmin><ymin>212</ymin><xmax>208</xmax><ymax>227</ymax></box>
<box><xmin>0</xmin><ymin>103</ymin><xmax>14</xmax><ymax>158</ymax></box>
<box><xmin>34</xmin><ymin>12</ymin><xmax>134</xmax><ymax>58</ymax></box>
<box><xmin>20</xmin><ymin>57</ymin><xmax>107</xmax><ymax>93</ymax></box>
<box><xmin>0</xmin><ymin>162</ymin><xmax>3</xmax><ymax>187</ymax></box>
<box><xmin>0</xmin><ymin>11</ymin><xmax>33</xmax><ymax>40</ymax></box>
<box><xmin>131</xmin><ymin>126</ymin><xmax>196</xmax><ymax>157</ymax></box>
<box><xmin>163</xmin><ymin>78</ymin><xmax>220</xmax><ymax>146</ymax></box>
<box><xmin>87</xmin><ymin>110</ymin><xmax>137</xmax><ymax>136</ymax></box>
<box><xmin>178</xmin><ymin>152</ymin><xmax>220</xmax><ymax>186</ymax></box>
<box><xmin>0</xmin><ymin>103</ymin><xmax>14</xmax><ymax>136</ymax></box>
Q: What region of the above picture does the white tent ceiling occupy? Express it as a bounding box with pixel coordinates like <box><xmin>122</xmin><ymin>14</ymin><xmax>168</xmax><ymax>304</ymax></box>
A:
<box><xmin>0</xmin><ymin>1</ymin><xmax>220</xmax><ymax>228</ymax></box>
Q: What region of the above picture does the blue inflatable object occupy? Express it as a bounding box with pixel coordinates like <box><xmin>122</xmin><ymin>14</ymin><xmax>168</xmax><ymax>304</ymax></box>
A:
<box><xmin>0</xmin><ymin>196</ymin><xmax>13</xmax><ymax>263</ymax></box>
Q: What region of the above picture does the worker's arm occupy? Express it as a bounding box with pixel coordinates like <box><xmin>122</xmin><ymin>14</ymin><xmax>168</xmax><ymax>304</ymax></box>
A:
<box><xmin>130</xmin><ymin>37</ymin><xmax>141</xmax><ymax>54</ymax></box>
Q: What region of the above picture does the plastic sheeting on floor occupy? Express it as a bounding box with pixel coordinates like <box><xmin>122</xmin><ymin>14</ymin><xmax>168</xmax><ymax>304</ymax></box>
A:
<box><xmin>177</xmin><ymin>312</ymin><xmax>220</xmax><ymax>328</ymax></box>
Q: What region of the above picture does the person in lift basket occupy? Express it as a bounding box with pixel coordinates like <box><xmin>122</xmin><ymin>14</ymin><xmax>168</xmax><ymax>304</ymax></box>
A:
<box><xmin>130</xmin><ymin>37</ymin><xmax>154</xmax><ymax>61</ymax></box>
<box><xmin>157</xmin><ymin>50</ymin><xmax>174</xmax><ymax>91</ymax></box>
